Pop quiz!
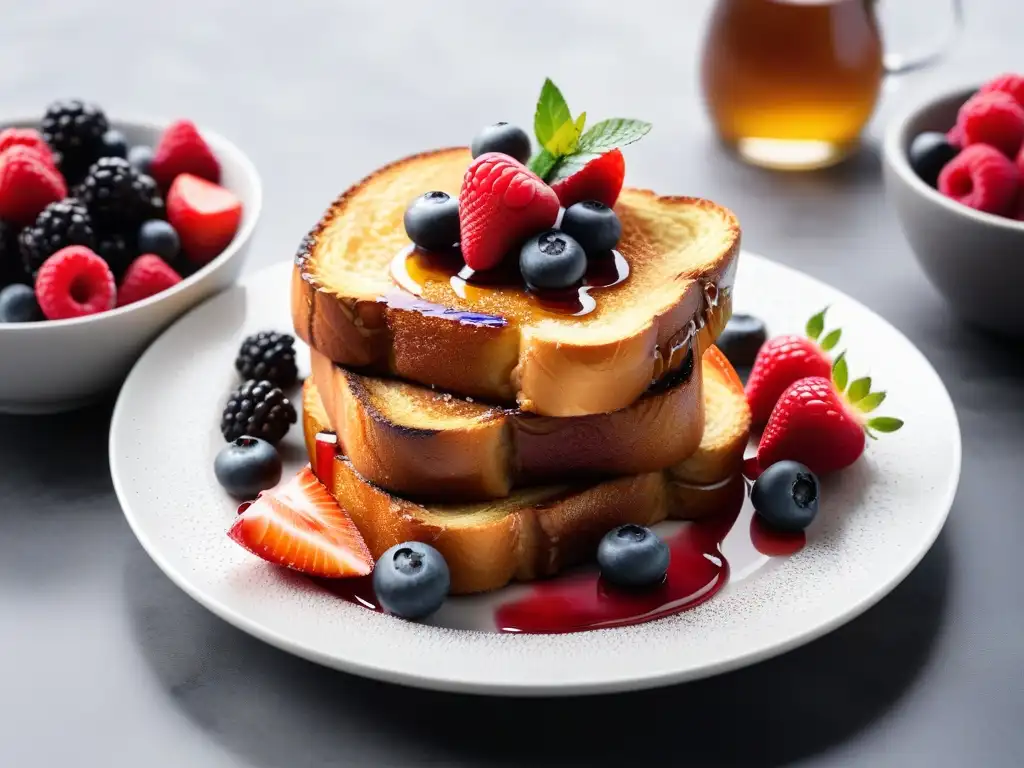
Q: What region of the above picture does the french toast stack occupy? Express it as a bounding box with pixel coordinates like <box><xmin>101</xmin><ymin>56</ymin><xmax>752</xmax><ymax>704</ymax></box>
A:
<box><xmin>292</xmin><ymin>148</ymin><xmax>750</xmax><ymax>594</ymax></box>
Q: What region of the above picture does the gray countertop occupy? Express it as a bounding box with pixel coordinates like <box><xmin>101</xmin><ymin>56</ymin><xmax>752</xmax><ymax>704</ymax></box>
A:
<box><xmin>2</xmin><ymin>2</ymin><xmax>1023</xmax><ymax>766</ymax></box>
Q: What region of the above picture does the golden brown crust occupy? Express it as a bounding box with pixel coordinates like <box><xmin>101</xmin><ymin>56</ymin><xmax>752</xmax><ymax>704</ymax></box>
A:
<box><xmin>311</xmin><ymin>349</ymin><xmax>705</xmax><ymax>502</ymax></box>
<box><xmin>302</xmin><ymin>352</ymin><xmax>751</xmax><ymax>595</ymax></box>
<box><xmin>292</xmin><ymin>148</ymin><xmax>741</xmax><ymax>417</ymax></box>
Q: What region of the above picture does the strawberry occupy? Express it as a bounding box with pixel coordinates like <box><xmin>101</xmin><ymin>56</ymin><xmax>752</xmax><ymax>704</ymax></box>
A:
<box><xmin>757</xmin><ymin>354</ymin><xmax>904</xmax><ymax>475</ymax></box>
<box><xmin>167</xmin><ymin>173</ymin><xmax>243</xmax><ymax>265</ymax></box>
<box><xmin>0</xmin><ymin>146</ymin><xmax>67</xmax><ymax>225</ymax></box>
<box><xmin>228</xmin><ymin>465</ymin><xmax>373</xmax><ymax>578</ymax></box>
<box><xmin>458</xmin><ymin>152</ymin><xmax>559</xmax><ymax>271</ymax></box>
<box><xmin>549</xmin><ymin>148</ymin><xmax>625</xmax><ymax>209</ymax></box>
<box><xmin>117</xmin><ymin>254</ymin><xmax>182</xmax><ymax>307</ymax></box>
<box><xmin>150</xmin><ymin>119</ymin><xmax>221</xmax><ymax>188</ymax></box>
<box><xmin>745</xmin><ymin>307</ymin><xmax>840</xmax><ymax>427</ymax></box>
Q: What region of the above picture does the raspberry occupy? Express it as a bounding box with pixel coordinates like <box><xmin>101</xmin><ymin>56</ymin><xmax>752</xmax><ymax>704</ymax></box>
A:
<box><xmin>34</xmin><ymin>245</ymin><xmax>116</xmax><ymax>320</ymax></box>
<box><xmin>150</xmin><ymin>120</ymin><xmax>220</xmax><ymax>188</ymax></box>
<box><xmin>0</xmin><ymin>146</ymin><xmax>67</xmax><ymax>225</ymax></box>
<box><xmin>947</xmin><ymin>123</ymin><xmax>964</xmax><ymax>149</ymax></box>
<box><xmin>117</xmin><ymin>254</ymin><xmax>182</xmax><ymax>307</ymax></box>
<box><xmin>957</xmin><ymin>92</ymin><xmax>1024</xmax><ymax>157</ymax></box>
<box><xmin>938</xmin><ymin>144</ymin><xmax>1019</xmax><ymax>215</ymax></box>
<box><xmin>978</xmin><ymin>74</ymin><xmax>1024</xmax><ymax>109</ymax></box>
<box><xmin>0</xmin><ymin>128</ymin><xmax>57</xmax><ymax>169</ymax></box>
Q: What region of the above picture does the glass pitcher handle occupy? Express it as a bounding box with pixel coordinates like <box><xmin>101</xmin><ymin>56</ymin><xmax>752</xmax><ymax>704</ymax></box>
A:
<box><xmin>883</xmin><ymin>0</ymin><xmax>964</xmax><ymax>75</ymax></box>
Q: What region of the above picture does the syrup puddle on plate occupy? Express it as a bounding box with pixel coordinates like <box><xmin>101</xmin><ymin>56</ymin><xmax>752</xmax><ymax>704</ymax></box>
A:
<box><xmin>311</xmin><ymin>437</ymin><xmax>806</xmax><ymax>635</ymax></box>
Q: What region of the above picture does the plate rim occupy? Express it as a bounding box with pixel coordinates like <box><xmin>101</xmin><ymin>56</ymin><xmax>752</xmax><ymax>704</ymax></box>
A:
<box><xmin>109</xmin><ymin>252</ymin><xmax>962</xmax><ymax>696</ymax></box>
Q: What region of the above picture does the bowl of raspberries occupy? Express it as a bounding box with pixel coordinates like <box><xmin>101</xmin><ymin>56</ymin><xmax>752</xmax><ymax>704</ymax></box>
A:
<box><xmin>884</xmin><ymin>74</ymin><xmax>1024</xmax><ymax>337</ymax></box>
<box><xmin>0</xmin><ymin>100</ymin><xmax>261</xmax><ymax>413</ymax></box>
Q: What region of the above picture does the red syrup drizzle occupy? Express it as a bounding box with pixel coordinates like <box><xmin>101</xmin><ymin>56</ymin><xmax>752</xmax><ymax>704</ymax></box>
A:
<box><xmin>493</xmin><ymin>479</ymin><xmax>747</xmax><ymax>634</ymax></box>
<box><xmin>308</xmin><ymin>432</ymin><xmax>803</xmax><ymax>632</ymax></box>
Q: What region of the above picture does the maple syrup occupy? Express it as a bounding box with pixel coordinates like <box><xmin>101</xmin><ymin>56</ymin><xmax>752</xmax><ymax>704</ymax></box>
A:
<box><xmin>388</xmin><ymin>245</ymin><xmax>629</xmax><ymax>319</ymax></box>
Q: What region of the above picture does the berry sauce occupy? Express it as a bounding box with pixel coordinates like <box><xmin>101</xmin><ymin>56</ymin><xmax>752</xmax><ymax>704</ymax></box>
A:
<box><xmin>311</xmin><ymin>433</ymin><xmax>804</xmax><ymax>634</ymax></box>
<box><xmin>388</xmin><ymin>245</ymin><xmax>629</xmax><ymax>318</ymax></box>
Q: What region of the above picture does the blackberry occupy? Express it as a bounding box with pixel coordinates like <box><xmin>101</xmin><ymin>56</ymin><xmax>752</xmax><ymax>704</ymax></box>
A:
<box><xmin>0</xmin><ymin>220</ymin><xmax>30</xmax><ymax>286</ymax></box>
<box><xmin>133</xmin><ymin>173</ymin><xmax>165</xmax><ymax>220</ymax></box>
<box><xmin>221</xmin><ymin>380</ymin><xmax>297</xmax><ymax>445</ymax></box>
<box><xmin>40</xmin><ymin>99</ymin><xmax>110</xmax><ymax>184</ymax></box>
<box><xmin>94</xmin><ymin>229</ymin><xmax>135</xmax><ymax>278</ymax></box>
<box><xmin>235</xmin><ymin>331</ymin><xmax>299</xmax><ymax>387</ymax></box>
<box><xmin>78</xmin><ymin>157</ymin><xmax>152</xmax><ymax>226</ymax></box>
<box><xmin>18</xmin><ymin>199</ymin><xmax>96</xmax><ymax>277</ymax></box>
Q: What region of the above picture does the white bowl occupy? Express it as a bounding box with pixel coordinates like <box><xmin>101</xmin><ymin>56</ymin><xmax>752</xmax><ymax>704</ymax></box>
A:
<box><xmin>882</xmin><ymin>84</ymin><xmax>1024</xmax><ymax>337</ymax></box>
<box><xmin>0</xmin><ymin>116</ymin><xmax>262</xmax><ymax>413</ymax></box>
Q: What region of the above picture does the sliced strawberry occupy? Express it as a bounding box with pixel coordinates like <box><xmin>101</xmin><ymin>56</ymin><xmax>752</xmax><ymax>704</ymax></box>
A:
<box><xmin>458</xmin><ymin>152</ymin><xmax>559</xmax><ymax>271</ymax></box>
<box><xmin>549</xmin><ymin>148</ymin><xmax>625</xmax><ymax>209</ymax></box>
<box><xmin>745</xmin><ymin>307</ymin><xmax>840</xmax><ymax>427</ymax></box>
<box><xmin>757</xmin><ymin>355</ymin><xmax>903</xmax><ymax>475</ymax></box>
<box><xmin>228</xmin><ymin>465</ymin><xmax>373</xmax><ymax>578</ymax></box>
<box><xmin>167</xmin><ymin>173</ymin><xmax>243</xmax><ymax>265</ymax></box>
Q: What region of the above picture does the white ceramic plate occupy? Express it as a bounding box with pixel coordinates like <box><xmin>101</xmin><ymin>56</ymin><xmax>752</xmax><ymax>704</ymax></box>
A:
<box><xmin>110</xmin><ymin>253</ymin><xmax>961</xmax><ymax>696</ymax></box>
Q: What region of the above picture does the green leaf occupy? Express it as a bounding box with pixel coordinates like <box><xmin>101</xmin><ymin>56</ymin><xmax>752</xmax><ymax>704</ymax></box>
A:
<box><xmin>867</xmin><ymin>416</ymin><xmax>904</xmax><ymax>433</ymax></box>
<box><xmin>819</xmin><ymin>328</ymin><xmax>842</xmax><ymax>352</ymax></box>
<box><xmin>855</xmin><ymin>390</ymin><xmax>886</xmax><ymax>413</ymax></box>
<box><xmin>544</xmin><ymin>112</ymin><xmax>585</xmax><ymax>157</ymax></box>
<box><xmin>528</xmin><ymin>149</ymin><xmax>559</xmax><ymax>180</ymax></box>
<box><xmin>534</xmin><ymin>79</ymin><xmax>572</xmax><ymax>149</ymax></box>
<box><xmin>805</xmin><ymin>307</ymin><xmax>828</xmax><ymax>340</ymax></box>
<box><xmin>546</xmin><ymin>151</ymin><xmax>601</xmax><ymax>184</ymax></box>
<box><xmin>847</xmin><ymin>376</ymin><xmax>872</xmax><ymax>403</ymax></box>
<box><xmin>577</xmin><ymin>118</ymin><xmax>652</xmax><ymax>154</ymax></box>
<box><xmin>832</xmin><ymin>352</ymin><xmax>848</xmax><ymax>392</ymax></box>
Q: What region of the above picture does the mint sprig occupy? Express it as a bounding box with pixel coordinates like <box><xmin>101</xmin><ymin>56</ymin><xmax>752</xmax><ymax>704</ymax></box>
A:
<box><xmin>526</xmin><ymin>78</ymin><xmax>651</xmax><ymax>183</ymax></box>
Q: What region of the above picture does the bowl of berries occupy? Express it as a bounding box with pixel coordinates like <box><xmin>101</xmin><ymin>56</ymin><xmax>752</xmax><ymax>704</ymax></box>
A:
<box><xmin>0</xmin><ymin>100</ymin><xmax>261</xmax><ymax>413</ymax></box>
<box><xmin>883</xmin><ymin>74</ymin><xmax>1024</xmax><ymax>337</ymax></box>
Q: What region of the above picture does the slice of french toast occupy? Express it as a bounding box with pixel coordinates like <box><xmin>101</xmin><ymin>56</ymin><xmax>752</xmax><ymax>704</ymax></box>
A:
<box><xmin>310</xmin><ymin>347</ymin><xmax>704</xmax><ymax>502</ymax></box>
<box><xmin>303</xmin><ymin>347</ymin><xmax>751</xmax><ymax>594</ymax></box>
<box><xmin>293</xmin><ymin>147</ymin><xmax>741</xmax><ymax>418</ymax></box>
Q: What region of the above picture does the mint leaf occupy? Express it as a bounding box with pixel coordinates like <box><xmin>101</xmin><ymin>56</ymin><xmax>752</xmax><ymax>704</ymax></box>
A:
<box><xmin>528</xmin><ymin>149</ymin><xmax>559</xmax><ymax>180</ymax></box>
<box><xmin>534</xmin><ymin>79</ymin><xmax>572</xmax><ymax>149</ymax></box>
<box><xmin>545</xmin><ymin>112</ymin><xmax>586</xmax><ymax>156</ymax></box>
<box><xmin>866</xmin><ymin>416</ymin><xmax>904</xmax><ymax>433</ymax></box>
<box><xmin>820</xmin><ymin>328</ymin><xmax>842</xmax><ymax>352</ymax></box>
<box><xmin>546</xmin><ymin>151</ymin><xmax>600</xmax><ymax>184</ymax></box>
<box><xmin>856</xmin><ymin>391</ymin><xmax>887</xmax><ymax>413</ymax></box>
<box><xmin>578</xmin><ymin>118</ymin><xmax>652</xmax><ymax>154</ymax></box>
<box><xmin>847</xmin><ymin>377</ymin><xmax>871</xmax><ymax>403</ymax></box>
<box><xmin>832</xmin><ymin>352</ymin><xmax>848</xmax><ymax>392</ymax></box>
<box><xmin>805</xmin><ymin>307</ymin><xmax>827</xmax><ymax>340</ymax></box>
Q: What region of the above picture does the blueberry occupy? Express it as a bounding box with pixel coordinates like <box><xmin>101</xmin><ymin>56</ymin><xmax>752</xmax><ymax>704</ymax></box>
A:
<box><xmin>520</xmin><ymin>230</ymin><xmax>587</xmax><ymax>290</ymax></box>
<box><xmin>715</xmin><ymin>313</ymin><xmax>768</xmax><ymax>369</ymax></box>
<box><xmin>909</xmin><ymin>131</ymin><xmax>958</xmax><ymax>189</ymax></box>
<box><xmin>138</xmin><ymin>219</ymin><xmax>181</xmax><ymax>261</ymax></box>
<box><xmin>0</xmin><ymin>284</ymin><xmax>42</xmax><ymax>323</ymax></box>
<box><xmin>100</xmin><ymin>129</ymin><xmax>128</xmax><ymax>159</ymax></box>
<box><xmin>127</xmin><ymin>145</ymin><xmax>154</xmax><ymax>175</ymax></box>
<box><xmin>560</xmin><ymin>201</ymin><xmax>622</xmax><ymax>254</ymax></box>
<box><xmin>403</xmin><ymin>191</ymin><xmax>460</xmax><ymax>252</ymax></box>
<box><xmin>597</xmin><ymin>524</ymin><xmax>670</xmax><ymax>587</ymax></box>
<box><xmin>214</xmin><ymin>436</ymin><xmax>283</xmax><ymax>499</ymax></box>
<box><xmin>751</xmin><ymin>460</ymin><xmax>820</xmax><ymax>533</ymax></box>
<box><xmin>373</xmin><ymin>542</ymin><xmax>450</xmax><ymax>619</ymax></box>
<box><xmin>471</xmin><ymin>122</ymin><xmax>532</xmax><ymax>164</ymax></box>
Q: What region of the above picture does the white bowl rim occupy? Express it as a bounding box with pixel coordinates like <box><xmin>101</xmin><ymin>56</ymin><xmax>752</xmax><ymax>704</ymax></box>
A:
<box><xmin>0</xmin><ymin>113</ymin><xmax>263</xmax><ymax>331</ymax></box>
<box><xmin>883</xmin><ymin>81</ymin><xmax>1024</xmax><ymax>233</ymax></box>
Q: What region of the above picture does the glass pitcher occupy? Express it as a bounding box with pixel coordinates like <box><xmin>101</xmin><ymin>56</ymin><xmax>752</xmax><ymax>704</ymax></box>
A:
<box><xmin>700</xmin><ymin>0</ymin><xmax>963</xmax><ymax>170</ymax></box>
